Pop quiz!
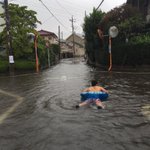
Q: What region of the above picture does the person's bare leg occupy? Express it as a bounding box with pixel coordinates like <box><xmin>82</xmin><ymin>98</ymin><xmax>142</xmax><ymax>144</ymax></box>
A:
<box><xmin>76</xmin><ymin>101</ymin><xmax>88</xmax><ymax>108</ymax></box>
<box><xmin>79</xmin><ymin>101</ymin><xmax>88</xmax><ymax>107</ymax></box>
<box><xmin>95</xmin><ymin>99</ymin><xmax>105</xmax><ymax>109</ymax></box>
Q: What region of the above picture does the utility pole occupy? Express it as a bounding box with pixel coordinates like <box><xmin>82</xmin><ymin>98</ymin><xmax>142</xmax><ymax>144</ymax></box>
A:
<box><xmin>34</xmin><ymin>33</ymin><xmax>39</xmax><ymax>72</ymax></box>
<box><xmin>69</xmin><ymin>16</ymin><xmax>75</xmax><ymax>57</ymax></box>
<box><xmin>58</xmin><ymin>25</ymin><xmax>61</xmax><ymax>59</ymax></box>
<box><xmin>61</xmin><ymin>31</ymin><xmax>63</xmax><ymax>40</ymax></box>
<box><xmin>47</xmin><ymin>42</ymin><xmax>50</xmax><ymax>68</ymax></box>
<box><xmin>4</xmin><ymin>0</ymin><xmax>14</xmax><ymax>74</ymax></box>
<box><xmin>85</xmin><ymin>11</ymin><xmax>87</xmax><ymax>17</ymax></box>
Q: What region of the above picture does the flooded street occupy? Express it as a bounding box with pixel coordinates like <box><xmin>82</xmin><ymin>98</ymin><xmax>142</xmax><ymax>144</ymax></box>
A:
<box><xmin>0</xmin><ymin>58</ymin><xmax>150</xmax><ymax>150</ymax></box>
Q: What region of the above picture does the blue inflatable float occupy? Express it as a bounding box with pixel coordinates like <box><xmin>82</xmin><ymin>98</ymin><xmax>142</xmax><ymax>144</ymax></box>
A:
<box><xmin>80</xmin><ymin>92</ymin><xmax>109</xmax><ymax>102</ymax></box>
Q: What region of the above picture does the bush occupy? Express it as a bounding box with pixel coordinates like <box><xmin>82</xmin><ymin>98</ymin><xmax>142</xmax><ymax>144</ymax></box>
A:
<box><xmin>0</xmin><ymin>59</ymin><xmax>9</xmax><ymax>72</ymax></box>
<box><xmin>14</xmin><ymin>60</ymin><xmax>35</xmax><ymax>70</ymax></box>
<box><xmin>130</xmin><ymin>34</ymin><xmax>150</xmax><ymax>45</ymax></box>
<box><xmin>112</xmin><ymin>40</ymin><xmax>150</xmax><ymax>66</ymax></box>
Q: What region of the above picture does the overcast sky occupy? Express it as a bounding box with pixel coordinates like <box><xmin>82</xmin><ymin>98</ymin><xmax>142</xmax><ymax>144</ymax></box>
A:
<box><xmin>1</xmin><ymin>0</ymin><xmax>127</xmax><ymax>39</ymax></box>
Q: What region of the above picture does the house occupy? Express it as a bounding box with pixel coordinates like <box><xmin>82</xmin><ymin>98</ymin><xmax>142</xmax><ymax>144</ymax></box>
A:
<box><xmin>38</xmin><ymin>29</ymin><xmax>58</xmax><ymax>46</ymax></box>
<box><xmin>65</xmin><ymin>33</ymin><xmax>85</xmax><ymax>57</ymax></box>
<box><xmin>60</xmin><ymin>39</ymin><xmax>74</xmax><ymax>58</ymax></box>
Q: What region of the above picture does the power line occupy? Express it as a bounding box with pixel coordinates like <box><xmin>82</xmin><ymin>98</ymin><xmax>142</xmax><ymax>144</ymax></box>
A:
<box><xmin>55</xmin><ymin>0</ymin><xmax>72</xmax><ymax>16</ymax></box>
<box><xmin>42</xmin><ymin>15</ymin><xmax>53</xmax><ymax>24</ymax></box>
<box><xmin>38</xmin><ymin>0</ymin><xmax>68</xmax><ymax>30</ymax></box>
<box><xmin>96</xmin><ymin>0</ymin><xmax>104</xmax><ymax>11</ymax></box>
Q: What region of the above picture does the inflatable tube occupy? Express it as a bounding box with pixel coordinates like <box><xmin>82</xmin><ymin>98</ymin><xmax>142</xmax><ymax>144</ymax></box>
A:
<box><xmin>80</xmin><ymin>92</ymin><xmax>108</xmax><ymax>102</ymax></box>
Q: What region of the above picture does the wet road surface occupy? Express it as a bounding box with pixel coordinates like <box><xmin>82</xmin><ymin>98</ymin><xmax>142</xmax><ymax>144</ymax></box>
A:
<box><xmin>0</xmin><ymin>58</ymin><xmax>150</xmax><ymax>150</ymax></box>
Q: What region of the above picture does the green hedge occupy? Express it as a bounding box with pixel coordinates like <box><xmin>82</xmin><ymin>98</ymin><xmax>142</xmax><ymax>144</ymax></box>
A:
<box><xmin>0</xmin><ymin>60</ymin><xmax>9</xmax><ymax>72</ymax></box>
<box><xmin>14</xmin><ymin>60</ymin><xmax>35</xmax><ymax>70</ymax></box>
<box><xmin>0</xmin><ymin>59</ymin><xmax>35</xmax><ymax>72</ymax></box>
<box><xmin>112</xmin><ymin>42</ymin><xmax>150</xmax><ymax>66</ymax></box>
<box><xmin>99</xmin><ymin>34</ymin><xmax>150</xmax><ymax>66</ymax></box>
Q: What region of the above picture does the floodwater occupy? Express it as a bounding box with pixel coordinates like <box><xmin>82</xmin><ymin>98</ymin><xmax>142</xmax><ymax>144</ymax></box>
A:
<box><xmin>0</xmin><ymin>58</ymin><xmax>150</xmax><ymax>150</ymax></box>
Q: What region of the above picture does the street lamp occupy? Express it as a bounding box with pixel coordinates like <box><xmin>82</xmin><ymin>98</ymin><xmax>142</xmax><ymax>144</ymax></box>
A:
<box><xmin>98</xmin><ymin>26</ymin><xmax>118</xmax><ymax>71</ymax></box>
<box><xmin>108</xmin><ymin>26</ymin><xmax>118</xmax><ymax>71</ymax></box>
<box><xmin>27</xmin><ymin>32</ymin><xmax>39</xmax><ymax>73</ymax></box>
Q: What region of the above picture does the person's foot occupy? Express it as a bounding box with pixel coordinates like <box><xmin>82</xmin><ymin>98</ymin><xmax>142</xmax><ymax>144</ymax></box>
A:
<box><xmin>97</xmin><ymin>106</ymin><xmax>102</xmax><ymax>109</ymax></box>
<box><xmin>75</xmin><ymin>105</ymin><xmax>80</xmax><ymax>109</ymax></box>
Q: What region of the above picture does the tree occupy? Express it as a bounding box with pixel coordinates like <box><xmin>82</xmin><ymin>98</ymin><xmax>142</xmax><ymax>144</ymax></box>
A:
<box><xmin>100</xmin><ymin>4</ymin><xmax>145</xmax><ymax>39</ymax></box>
<box><xmin>0</xmin><ymin>3</ymin><xmax>41</xmax><ymax>59</ymax></box>
<box><xmin>83</xmin><ymin>8</ymin><xmax>105</xmax><ymax>65</ymax></box>
<box><xmin>100</xmin><ymin>4</ymin><xmax>149</xmax><ymax>66</ymax></box>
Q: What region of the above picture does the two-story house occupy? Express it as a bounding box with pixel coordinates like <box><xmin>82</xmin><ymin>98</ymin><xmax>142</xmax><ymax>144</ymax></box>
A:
<box><xmin>60</xmin><ymin>39</ymin><xmax>74</xmax><ymax>58</ymax></box>
<box><xmin>38</xmin><ymin>29</ymin><xmax>58</xmax><ymax>47</ymax></box>
<box><xmin>65</xmin><ymin>33</ymin><xmax>85</xmax><ymax>57</ymax></box>
<box><xmin>60</xmin><ymin>33</ymin><xmax>85</xmax><ymax>58</ymax></box>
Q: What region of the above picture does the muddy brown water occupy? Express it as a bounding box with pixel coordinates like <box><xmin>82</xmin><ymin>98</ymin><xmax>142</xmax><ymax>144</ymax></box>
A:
<box><xmin>0</xmin><ymin>58</ymin><xmax>150</xmax><ymax>150</ymax></box>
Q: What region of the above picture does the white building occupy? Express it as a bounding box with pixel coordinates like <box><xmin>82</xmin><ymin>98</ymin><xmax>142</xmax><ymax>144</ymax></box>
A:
<box><xmin>66</xmin><ymin>33</ymin><xmax>85</xmax><ymax>57</ymax></box>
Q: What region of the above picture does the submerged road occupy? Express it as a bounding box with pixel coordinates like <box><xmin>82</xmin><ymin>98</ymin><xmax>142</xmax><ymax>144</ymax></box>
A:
<box><xmin>0</xmin><ymin>58</ymin><xmax>150</xmax><ymax>150</ymax></box>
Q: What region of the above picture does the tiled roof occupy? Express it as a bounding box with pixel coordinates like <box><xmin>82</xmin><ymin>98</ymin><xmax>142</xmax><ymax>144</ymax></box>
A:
<box><xmin>38</xmin><ymin>30</ymin><xmax>58</xmax><ymax>38</ymax></box>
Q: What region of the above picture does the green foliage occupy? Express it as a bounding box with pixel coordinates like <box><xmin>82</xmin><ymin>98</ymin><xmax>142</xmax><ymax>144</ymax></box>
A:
<box><xmin>0</xmin><ymin>59</ymin><xmax>9</xmax><ymax>72</ymax></box>
<box><xmin>15</xmin><ymin>60</ymin><xmax>35</xmax><ymax>70</ymax></box>
<box><xmin>0</xmin><ymin>3</ymin><xmax>60</xmax><ymax>72</ymax></box>
<box><xmin>129</xmin><ymin>34</ymin><xmax>150</xmax><ymax>45</ymax></box>
<box><xmin>99</xmin><ymin>4</ymin><xmax>149</xmax><ymax>67</ymax></box>
<box><xmin>118</xmin><ymin>15</ymin><xmax>145</xmax><ymax>37</ymax></box>
<box><xmin>83</xmin><ymin>3</ymin><xmax>150</xmax><ymax>67</ymax></box>
<box><xmin>83</xmin><ymin>8</ymin><xmax>105</xmax><ymax>64</ymax></box>
<box><xmin>49</xmin><ymin>44</ymin><xmax>60</xmax><ymax>65</ymax></box>
<box><xmin>101</xmin><ymin>4</ymin><xmax>144</xmax><ymax>34</ymax></box>
<box><xmin>50</xmin><ymin>44</ymin><xmax>60</xmax><ymax>55</ymax></box>
<box><xmin>37</xmin><ymin>39</ymin><xmax>60</xmax><ymax>68</ymax></box>
<box><xmin>0</xmin><ymin>32</ymin><xmax>3</xmax><ymax>44</ymax></box>
<box><xmin>37</xmin><ymin>36</ymin><xmax>48</xmax><ymax>68</ymax></box>
<box><xmin>0</xmin><ymin>3</ymin><xmax>41</xmax><ymax>59</ymax></box>
<box><xmin>112</xmin><ymin>42</ymin><xmax>150</xmax><ymax>66</ymax></box>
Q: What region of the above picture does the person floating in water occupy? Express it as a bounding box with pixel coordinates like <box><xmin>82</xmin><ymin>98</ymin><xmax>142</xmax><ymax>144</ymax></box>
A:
<box><xmin>76</xmin><ymin>80</ymin><xmax>108</xmax><ymax>109</ymax></box>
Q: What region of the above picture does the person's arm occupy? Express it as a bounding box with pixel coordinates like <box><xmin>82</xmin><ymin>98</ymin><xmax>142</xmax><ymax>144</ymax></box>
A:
<box><xmin>82</xmin><ymin>87</ymin><xmax>89</xmax><ymax>92</ymax></box>
<box><xmin>100</xmin><ymin>87</ymin><xmax>108</xmax><ymax>93</ymax></box>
